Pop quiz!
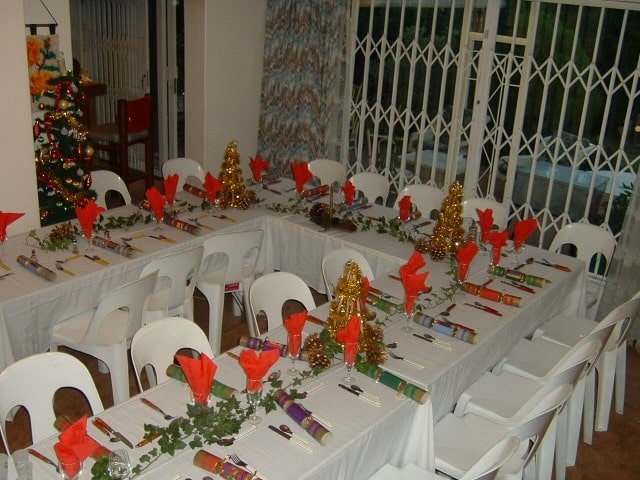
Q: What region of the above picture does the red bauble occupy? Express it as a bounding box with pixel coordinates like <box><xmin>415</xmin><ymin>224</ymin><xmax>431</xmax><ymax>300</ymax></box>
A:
<box><xmin>83</xmin><ymin>174</ymin><xmax>92</xmax><ymax>189</ymax></box>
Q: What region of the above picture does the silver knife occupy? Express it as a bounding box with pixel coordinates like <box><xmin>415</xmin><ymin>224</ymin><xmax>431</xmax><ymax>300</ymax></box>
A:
<box><xmin>267</xmin><ymin>425</ymin><xmax>313</xmax><ymax>453</ymax></box>
<box><xmin>93</xmin><ymin>418</ymin><xmax>134</xmax><ymax>449</ymax></box>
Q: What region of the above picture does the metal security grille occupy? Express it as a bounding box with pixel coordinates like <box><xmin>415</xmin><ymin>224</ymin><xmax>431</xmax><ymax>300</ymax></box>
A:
<box><xmin>76</xmin><ymin>0</ymin><xmax>150</xmax><ymax>172</ymax></box>
<box><xmin>343</xmin><ymin>0</ymin><xmax>640</xmax><ymax>247</ymax></box>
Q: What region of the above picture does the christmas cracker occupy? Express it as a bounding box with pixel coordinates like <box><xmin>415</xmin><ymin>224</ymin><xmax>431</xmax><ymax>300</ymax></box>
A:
<box><xmin>91</xmin><ymin>236</ymin><xmax>136</xmax><ymax>257</ymax></box>
<box><xmin>193</xmin><ymin>450</ymin><xmax>263</xmax><ymax>480</ymax></box>
<box><xmin>164</xmin><ymin>216</ymin><xmax>201</xmax><ymax>235</ymax></box>
<box><xmin>462</xmin><ymin>282</ymin><xmax>522</xmax><ymax>307</ymax></box>
<box><xmin>183</xmin><ymin>183</ymin><xmax>207</xmax><ymax>199</ymax></box>
<box><xmin>355</xmin><ymin>363</ymin><xmax>429</xmax><ymax>404</ymax></box>
<box><xmin>413</xmin><ymin>312</ymin><xmax>477</xmax><ymax>344</ymax></box>
<box><xmin>165</xmin><ymin>364</ymin><xmax>236</xmax><ymax>399</ymax></box>
<box><xmin>273</xmin><ymin>389</ymin><xmax>333</xmax><ymax>445</ymax></box>
<box><xmin>16</xmin><ymin>255</ymin><xmax>56</xmax><ymax>281</ymax></box>
<box><xmin>488</xmin><ymin>266</ymin><xmax>548</xmax><ymax>287</ymax></box>
<box><xmin>239</xmin><ymin>335</ymin><xmax>310</xmax><ymax>361</ymax></box>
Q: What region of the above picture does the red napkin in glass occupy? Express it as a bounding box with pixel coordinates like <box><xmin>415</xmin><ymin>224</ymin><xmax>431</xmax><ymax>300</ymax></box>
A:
<box><xmin>399</xmin><ymin>251</ymin><xmax>430</xmax><ymax>312</ymax></box>
<box><xmin>176</xmin><ymin>353</ymin><xmax>217</xmax><ymax>404</ymax></box>
<box><xmin>74</xmin><ymin>200</ymin><xmax>106</xmax><ymax>240</ymax></box>
<box><xmin>400</xmin><ymin>250</ymin><xmax>426</xmax><ymax>276</ymax></box>
<box><xmin>488</xmin><ymin>229</ymin><xmax>509</xmax><ymax>267</ymax></box>
<box><xmin>203</xmin><ymin>172</ymin><xmax>223</xmax><ymax>204</ymax></box>
<box><xmin>398</xmin><ymin>195</ymin><xmax>412</xmax><ymax>221</ymax></box>
<box><xmin>238</xmin><ymin>348</ymin><xmax>280</xmax><ymax>392</ymax></box>
<box><xmin>284</xmin><ymin>311</ymin><xmax>308</xmax><ymax>357</ymax></box>
<box><xmin>291</xmin><ymin>161</ymin><xmax>313</xmax><ymax>194</ymax></box>
<box><xmin>164</xmin><ymin>173</ymin><xmax>179</xmax><ymax>205</ymax></box>
<box><xmin>0</xmin><ymin>211</ymin><xmax>25</xmax><ymax>241</ymax></box>
<box><xmin>342</xmin><ymin>180</ymin><xmax>356</xmax><ymax>206</ymax></box>
<box><xmin>145</xmin><ymin>186</ymin><xmax>166</xmax><ymax>222</ymax></box>
<box><xmin>53</xmin><ymin>415</ymin><xmax>100</xmax><ymax>477</ymax></box>
<box><xmin>337</xmin><ymin>314</ymin><xmax>362</xmax><ymax>365</ymax></box>
<box><xmin>456</xmin><ymin>240</ymin><xmax>479</xmax><ymax>282</ymax></box>
<box><xmin>513</xmin><ymin>218</ymin><xmax>538</xmax><ymax>250</ymax></box>
<box><xmin>476</xmin><ymin>208</ymin><xmax>494</xmax><ymax>243</ymax></box>
<box><xmin>249</xmin><ymin>155</ymin><xmax>269</xmax><ymax>182</ymax></box>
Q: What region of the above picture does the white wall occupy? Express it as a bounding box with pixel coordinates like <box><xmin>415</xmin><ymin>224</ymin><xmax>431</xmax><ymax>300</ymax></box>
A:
<box><xmin>184</xmin><ymin>0</ymin><xmax>266</xmax><ymax>175</ymax></box>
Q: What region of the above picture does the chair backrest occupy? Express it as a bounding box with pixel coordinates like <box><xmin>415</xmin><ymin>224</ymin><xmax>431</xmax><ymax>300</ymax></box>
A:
<box><xmin>90</xmin><ymin>170</ymin><xmax>132</xmax><ymax>209</ymax></box>
<box><xmin>0</xmin><ymin>352</ymin><xmax>104</xmax><ymax>453</ymax></box>
<box><xmin>322</xmin><ymin>248</ymin><xmax>374</xmax><ymax>302</ymax></box>
<box><xmin>248</xmin><ymin>271</ymin><xmax>316</xmax><ymax>334</ymax></box>
<box><xmin>549</xmin><ymin>223</ymin><xmax>615</xmax><ymax>276</ymax></box>
<box><xmin>130</xmin><ymin>316</ymin><xmax>214</xmax><ymax>391</ymax></box>
<box><xmin>596</xmin><ymin>295</ymin><xmax>640</xmax><ymax>353</ymax></box>
<box><xmin>393</xmin><ymin>184</ymin><xmax>446</xmax><ymax>219</ymax></box>
<box><xmin>120</xmin><ymin>95</ymin><xmax>152</xmax><ymax>134</ymax></box>
<box><xmin>460</xmin><ymin>436</ymin><xmax>520</xmax><ymax>480</ymax></box>
<box><xmin>162</xmin><ymin>157</ymin><xmax>205</xmax><ymax>191</ymax></box>
<box><xmin>308</xmin><ymin>159</ymin><xmax>347</xmax><ymax>186</ymax></box>
<box><xmin>461</xmin><ymin>198</ymin><xmax>509</xmax><ymax>230</ymax></box>
<box><xmin>349</xmin><ymin>172</ymin><xmax>390</xmax><ymax>205</ymax></box>
<box><xmin>140</xmin><ymin>245</ymin><xmax>204</xmax><ymax>317</ymax></box>
<box><xmin>82</xmin><ymin>270</ymin><xmax>159</xmax><ymax>347</ymax></box>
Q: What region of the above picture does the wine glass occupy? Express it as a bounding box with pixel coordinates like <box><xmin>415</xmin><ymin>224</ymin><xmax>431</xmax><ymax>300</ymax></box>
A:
<box><xmin>82</xmin><ymin>227</ymin><xmax>94</xmax><ymax>253</ymax></box>
<box><xmin>287</xmin><ymin>331</ymin><xmax>302</xmax><ymax>376</ymax></box>
<box><xmin>246</xmin><ymin>379</ymin><xmax>263</xmax><ymax>425</ymax></box>
<box><xmin>58</xmin><ymin>458</ymin><xmax>83</xmax><ymax>480</ymax></box>
<box><xmin>402</xmin><ymin>294</ymin><xmax>416</xmax><ymax>332</ymax></box>
<box><xmin>488</xmin><ymin>246</ymin><xmax>501</xmax><ymax>278</ymax></box>
<box><xmin>152</xmin><ymin>207</ymin><xmax>165</xmax><ymax>231</ymax></box>
<box><xmin>457</xmin><ymin>261</ymin><xmax>469</xmax><ymax>285</ymax></box>
<box><xmin>108</xmin><ymin>449</ymin><xmax>131</xmax><ymax>480</ymax></box>
<box><xmin>342</xmin><ymin>341</ymin><xmax>358</xmax><ymax>384</ymax></box>
<box><xmin>189</xmin><ymin>388</ymin><xmax>211</xmax><ymax>407</ymax></box>
<box><xmin>512</xmin><ymin>241</ymin><xmax>525</xmax><ymax>266</ymax></box>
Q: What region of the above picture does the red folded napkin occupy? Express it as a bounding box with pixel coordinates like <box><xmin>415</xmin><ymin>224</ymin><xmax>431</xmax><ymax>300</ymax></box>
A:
<box><xmin>456</xmin><ymin>240</ymin><xmax>479</xmax><ymax>282</ymax></box>
<box><xmin>513</xmin><ymin>218</ymin><xmax>538</xmax><ymax>250</ymax></box>
<box><xmin>336</xmin><ymin>314</ymin><xmax>362</xmax><ymax>365</ymax></box>
<box><xmin>164</xmin><ymin>173</ymin><xmax>179</xmax><ymax>205</ymax></box>
<box><xmin>342</xmin><ymin>180</ymin><xmax>356</xmax><ymax>206</ymax></box>
<box><xmin>400</xmin><ymin>250</ymin><xmax>426</xmax><ymax>276</ymax></box>
<box><xmin>399</xmin><ymin>252</ymin><xmax>430</xmax><ymax>313</ymax></box>
<box><xmin>204</xmin><ymin>172</ymin><xmax>224</xmax><ymax>204</ymax></box>
<box><xmin>238</xmin><ymin>348</ymin><xmax>280</xmax><ymax>392</ymax></box>
<box><xmin>74</xmin><ymin>201</ymin><xmax>106</xmax><ymax>240</ymax></box>
<box><xmin>488</xmin><ymin>229</ymin><xmax>509</xmax><ymax>267</ymax></box>
<box><xmin>0</xmin><ymin>211</ymin><xmax>25</xmax><ymax>242</ymax></box>
<box><xmin>53</xmin><ymin>415</ymin><xmax>100</xmax><ymax>477</ymax></box>
<box><xmin>249</xmin><ymin>155</ymin><xmax>269</xmax><ymax>182</ymax></box>
<box><xmin>476</xmin><ymin>208</ymin><xmax>494</xmax><ymax>243</ymax></box>
<box><xmin>284</xmin><ymin>311</ymin><xmax>308</xmax><ymax>357</ymax></box>
<box><xmin>360</xmin><ymin>276</ymin><xmax>371</xmax><ymax>310</ymax></box>
<box><xmin>291</xmin><ymin>161</ymin><xmax>313</xmax><ymax>194</ymax></box>
<box><xmin>177</xmin><ymin>353</ymin><xmax>217</xmax><ymax>404</ymax></box>
<box><xmin>398</xmin><ymin>195</ymin><xmax>412</xmax><ymax>221</ymax></box>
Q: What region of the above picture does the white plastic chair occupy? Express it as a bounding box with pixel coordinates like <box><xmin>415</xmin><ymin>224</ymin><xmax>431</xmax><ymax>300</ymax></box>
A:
<box><xmin>0</xmin><ymin>352</ymin><xmax>104</xmax><ymax>453</ymax></box>
<box><xmin>434</xmin><ymin>384</ymin><xmax>573</xmax><ymax>480</ymax></box>
<box><xmin>349</xmin><ymin>172</ymin><xmax>390</xmax><ymax>205</ymax></box>
<box><xmin>369</xmin><ymin>435</ymin><xmax>519</xmax><ymax>480</ymax></box>
<box><xmin>196</xmin><ymin>230</ymin><xmax>264</xmax><ymax>353</ymax></box>
<box><xmin>248</xmin><ymin>271</ymin><xmax>316</xmax><ymax>334</ymax></box>
<box><xmin>90</xmin><ymin>170</ymin><xmax>132</xmax><ymax>209</ymax></box>
<box><xmin>462</xmin><ymin>198</ymin><xmax>509</xmax><ymax>231</ymax></box>
<box><xmin>393</xmin><ymin>184</ymin><xmax>446</xmax><ymax>219</ymax></box>
<box><xmin>549</xmin><ymin>223</ymin><xmax>616</xmax><ymax>317</ymax></box>
<box><xmin>50</xmin><ymin>271</ymin><xmax>158</xmax><ymax>405</ymax></box>
<box><xmin>321</xmin><ymin>248</ymin><xmax>374</xmax><ymax>302</ymax></box>
<box><xmin>308</xmin><ymin>159</ymin><xmax>346</xmax><ymax>186</ymax></box>
<box><xmin>130</xmin><ymin>316</ymin><xmax>214</xmax><ymax>391</ymax></box>
<box><xmin>532</xmin><ymin>294</ymin><xmax>640</xmax><ymax>437</ymax></box>
<box><xmin>161</xmin><ymin>157</ymin><xmax>205</xmax><ymax>191</ymax></box>
<box><xmin>139</xmin><ymin>245</ymin><xmax>204</xmax><ymax>323</ymax></box>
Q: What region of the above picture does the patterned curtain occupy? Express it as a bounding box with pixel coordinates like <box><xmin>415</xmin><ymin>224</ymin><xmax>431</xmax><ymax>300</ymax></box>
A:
<box><xmin>258</xmin><ymin>0</ymin><xmax>347</xmax><ymax>175</ymax></box>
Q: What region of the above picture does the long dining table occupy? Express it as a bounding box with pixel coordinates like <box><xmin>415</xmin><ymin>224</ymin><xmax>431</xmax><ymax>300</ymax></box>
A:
<box><xmin>2</xmin><ymin>178</ymin><xmax>586</xmax><ymax>479</ymax></box>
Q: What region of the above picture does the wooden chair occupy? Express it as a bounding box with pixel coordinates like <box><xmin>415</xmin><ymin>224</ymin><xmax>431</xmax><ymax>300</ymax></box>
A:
<box><xmin>88</xmin><ymin>94</ymin><xmax>154</xmax><ymax>188</ymax></box>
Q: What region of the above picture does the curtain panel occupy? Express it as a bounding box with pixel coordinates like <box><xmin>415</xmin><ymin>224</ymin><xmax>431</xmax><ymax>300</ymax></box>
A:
<box><xmin>258</xmin><ymin>0</ymin><xmax>347</xmax><ymax>175</ymax></box>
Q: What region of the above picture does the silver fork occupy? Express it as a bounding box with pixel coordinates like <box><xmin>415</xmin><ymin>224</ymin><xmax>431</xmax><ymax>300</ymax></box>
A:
<box><xmin>229</xmin><ymin>453</ymin><xmax>257</xmax><ymax>475</ymax></box>
<box><xmin>387</xmin><ymin>350</ymin><xmax>425</xmax><ymax>369</ymax></box>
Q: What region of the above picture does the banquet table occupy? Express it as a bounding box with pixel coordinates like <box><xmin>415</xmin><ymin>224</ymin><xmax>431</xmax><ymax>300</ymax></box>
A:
<box><xmin>2</xmin><ymin>177</ymin><xmax>586</xmax><ymax>479</ymax></box>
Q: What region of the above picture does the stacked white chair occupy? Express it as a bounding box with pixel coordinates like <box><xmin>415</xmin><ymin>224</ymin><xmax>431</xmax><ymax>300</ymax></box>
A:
<box><xmin>130</xmin><ymin>316</ymin><xmax>214</xmax><ymax>391</ymax></box>
<box><xmin>49</xmin><ymin>270</ymin><xmax>158</xmax><ymax>404</ymax></box>
<box><xmin>0</xmin><ymin>352</ymin><xmax>104</xmax><ymax>453</ymax></box>
<box><xmin>461</xmin><ymin>198</ymin><xmax>509</xmax><ymax>230</ymax></box>
<box><xmin>308</xmin><ymin>159</ymin><xmax>346</xmax><ymax>186</ymax></box>
<box><xmin>161</xmin><ymin>157</ymin><xmax>205</xmax><ymax>190</ymax></box>
<box><xmin>248</xmin><ymin>271</ymin><xmax>316</xmax><ymax>334</ymax></box>
<box><xmin>321</xmin><ymin>248</ymin><xmax>374</xmax><ymax>302</ymax></box>
<box><xmin>349</xmin><ymin>172</ymin><xmax>390</xmax><ymax>205</ymax></box>
<box><xmin>196</xmin><ymin>229</ymin><xmax>264</xmax><ymax>352</ymax></box>
<box><xmin>393</xmin><ymin>184</ymin><xmax>446</xmax><ymax>220</ymax></box>
<box><xmin>139</xmin><ymin>245</ymin><xmax>204</xmax><ymax>323</ymax></box>
<box><xmin>548</xmin><ymin>223</ymin><xmax>616</xmax><ymax>318</ymax></box>
<box><xmin>532</xmin><ymin>294</ymin><xmax>640</xmax><ymax>437</ymax></box>
<box><xmin>369</xmin><ymin>435</ymin><xmax>520</xmax><ymax>480</ymax></box>
<box><xmin>90</xmin><ymin>170</ymin><xmax>132</xmax><ymax>209</ymax></box>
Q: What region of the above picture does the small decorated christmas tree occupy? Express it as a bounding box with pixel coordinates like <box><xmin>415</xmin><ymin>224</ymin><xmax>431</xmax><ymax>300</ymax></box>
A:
<box><xmin>425</xmin><ymin>181</ymin><xmax>466</xmax><ymax>261</ymax></box>
<box><xmin>32</xmin><ymin>75</ymin><xmax>95</xmax><ymax>226</ymax></box>
<box><xmin>217</xmin><ymin>140</ymin><xmax>257</xmax><ymax>209</ymax></box>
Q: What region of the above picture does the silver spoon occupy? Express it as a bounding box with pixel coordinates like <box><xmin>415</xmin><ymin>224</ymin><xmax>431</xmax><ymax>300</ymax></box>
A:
<box><xmin>279</xmin><ymin>424</ymin><xmax>309</xmax><ymax>444</ymax></box>
<box><xmin>264</xmin><ymin>369</ymin><xmax>281</xmax><ymax>383</ymax></box>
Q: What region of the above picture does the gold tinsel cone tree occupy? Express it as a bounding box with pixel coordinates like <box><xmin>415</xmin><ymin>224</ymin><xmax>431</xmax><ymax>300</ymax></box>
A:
<box><xmin>217</xmin><ymin>140</ymin><xmax>257</xmax><ymax>209</ymax></box>
<box><xmin>426</xmin><ymin>181</ymin><xmax>466</xmax><ymax>261</ymax></box>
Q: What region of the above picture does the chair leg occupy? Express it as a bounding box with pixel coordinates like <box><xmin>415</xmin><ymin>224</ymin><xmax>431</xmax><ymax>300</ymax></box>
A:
<box><xmin>614</xmin><ymin>342</ymin><xmax>627</xmax><ymax>415</ymax></box>
<box><xmin>565</xmin><ymin>375</ymin><xmax>585</xmax><ymax>467</ymax></box>
<box><xmin>595</xmin><ymin>353</ymin><xmax>616</xmax><ymax>431</ymax></box>
<box><xmin>582</xmin><ymin>369</ymin><xmax>596</xmax><ymax>446</ymax></box>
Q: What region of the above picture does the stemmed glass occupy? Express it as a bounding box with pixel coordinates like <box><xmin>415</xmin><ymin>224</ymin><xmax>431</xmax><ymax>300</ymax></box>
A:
<box><xmin>82</xmin><ymin>227</ymin><xmax>94</xmax><ymax>254</ymax></box>
<box><xmin>246</xmin><ymin>378</ymin><xmax>263</xmax><ymax>425</ymax></box>
<box><xmin>152</xmin><ymin>207</ymin><xmax>165</xmax><ymax>231</ymax></box>
<box><xmin>108</xmin><ymin>450</ymin><xmax>131</xmax><ymax>480</ymax></box>
<box><xmin>287</xmin><ymin>331</ymin><xmax>302</xmax><ymax>376</ymax></box>
<box><xmin>402</xmin><ymin>294</ymin><xmax>416</xmax><ymax>332</ymax></box>
<box><xmin>512</xmin><ymin>242</ymin><xmax>525</xmax><ymax>266</ymax></box>
<box><xmin>488</xmin><ymin>246</ymin><xmax>501</xmax><ymax>278</ymax></box>
<box><xmin>457</xmin><ymin>262</ymin><xmax>470</xmax><ymax>285</ymax></box>
<box><xmin>342</xmin><ymin>341</ymin><xmax>358</xmax><ymax>384</ymax></box>
<box><xmin>58</xmin><ymin>459</ymin><xmax>83</xmax><ymax>480</ymax></box>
